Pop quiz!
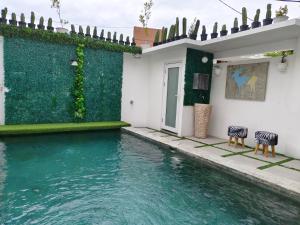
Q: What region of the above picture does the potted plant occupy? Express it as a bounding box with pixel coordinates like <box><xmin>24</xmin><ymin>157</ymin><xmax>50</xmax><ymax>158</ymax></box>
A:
<box><xmin>190</xmin><ymin>19</ymin><xmax>200</xmax><ymax>40</ymax></box>
<box><xmin>9</xmin><ymin>13</ymin><xmax>17</xmax><ymax>26</ymax></box>
<box><xmin>220</xmin><ymin>24</ymin><xmax>228</xmax><ymax>36</ymax></box>
<box><xmin>240</xmin><ymin>7</ymin><xmax>249</xmax><ymax>31</ymax></box>
<box><xmin>0</xmin><ymin>8</ymin><xmax>8</xmax><ymax>24</ymax></box>
<box><xmin>85</xmin><ymin>26</ymin><xmax>91</xmax><ymax>37</ymax></box>
<box><xmin>125</xmin><ymin>36</ymin><xmax>130</xmax><ymax>46</ymax></box>
<box><xmin>153</xmin><ymin>30</ymin><xmax>160</xmax><ymax>46</ymax></box>
<box><xmin>181</xmin><ymin>17</ymin><xmax>187</xmax><ymax>39</ymax></box>
<box><xmin>100</xmin><ymin>29</ymin><xmax>105</xmax><ymax>40</ymax></box>
<box><xmin>18</xmin><ymin>13</ymin><xmax>26</xmax><ymax>27</ymax></box>
<box><xmin>263</xmin><ymin>4</ymin><xmax>273</xmax><ymax>26</ymax></box>
<box><xmin>162</xmin><ymin>27</ymin><xmax>168</xmax><ymax>43</ymax></box>
<box><xmin>274</xmin><ymin>5</ymin><xmax>288</xmax><ymax>23</ymax></box>
<box><xmin>131</xmin><ymin>37</ymin><xmax>136</xmax><ymax>46</ymax></box>
<box><xmin>78</xmin><ymin>25</ymin><xmax>84</xmax><ymax>37</ymax></box>
<box><xmin>92</xmin><ymin>27</ymin><xmax>98</xmax><ymax>39</ymax></box>
<box><xmin>167</xmin><ymin>25</ymin><xmax>173</xmax><ymax>42</ymax></box>
<box><xmin>37</xmin><ymin>17</ymin><xmax>45</xmax><ymax>30</ymax></box>
<box><xmin>119</xmin><ymin>34</ymin><xmax>124</xmax><ymax>45</ymax></box>
<box><xmin>51</xmin><ymin>0</ymin><xmax>69</xmax><ymax>33</ymax></box>
<box><xmin>252</xmin><ymin>9</ymin><xmax>261</xmax><ymax>28</ymax></box>
<box><xmin>175</xmin><ymin>17</ymin><xmax>180</xmax><ymax>40</ymax></box>
<box><xmin>231</xmin><ymin>18</ymin><xmax>239</xmax><ymax>34</ymax></box>
<box><xmin>113</xmin><ymin>32</ymin><xmax>118</xmax><ymax>43</ymax></box>
<box><xmin>201</xmin><ymin>26</ymin><xmax>207</xmax><ymax>41</ymax></box>
<box><xmin>28</xmin><ymin>12</ymin><xmax>35</xmax><ymax>29</ymax></box>
<box><xmin>47</xmin><ymin>18</ymin><xmax>54</xmax><ymax>31</ymax></box>
<box><xmin>106</xmin><ymin>31</ymin><xmax>112</xmax><ymax>42</ymax></box>
<box><xmin>211</xmin><ymin>22</ymin><xmax>218</xmax><ymax>39</ymax></box>
<box><xmin>70</xmin><ymin>24</ymin><xmax>76</xmax><ymax>36</ymax></box>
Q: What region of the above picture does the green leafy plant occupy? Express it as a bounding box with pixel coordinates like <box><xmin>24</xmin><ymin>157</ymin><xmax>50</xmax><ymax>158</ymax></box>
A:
<box><xmin>213</xmin><ymin>22</ymin><xmax>218</xmax><ymax>33</ymax></box>
<box><xmin>125</xmin><ymin>36</ymin><xmax>130</xmax><ymax>45</ymax></box>
<box><xmin>70</xmin><ymin>24</ymin><xmax>76</xmax><ymax>35</ymax></box>
<box><xmin>242</xmin><ymin>7</ymin><xmax>247</xmax><ymax>25</ymax></box>
<box><xmin>154</xmin><ymin>30</ymin><xmax>160</xmax><ymax>44</ymax></box>
<box><xmin>168</xmin><ymin>25</ymin><xmax>175</xmax><ymax>40</ymax></box>
<box><xmin>266</xmin><ymin>4</ymin><xmax>272</xmax><ymax>19</ymax></box>
<box><xmin>191</xmin><ymin>19</ymin><xmax>200</xmax><ymax>39</ymax></box>
<box><xmin>221</xmin><ymin>24</ymin><xmax>226</xmax><ymax>31</ymax></box>
<box><xmin>86</xmin><ymin>25</ymin><xmax>91</xmax><ymax>37</ymax></box>
<box><xmin>254</xmin><ymin>9</ymin><xmax>260</xmax><ymax>22</ymax></box>
<box><xmin>131</xmin><ymin>37</ymin><xmax>136</xmax><ymax>46</ymax></box>
<box><xmin>234</xmin><ymin>18</ymin><xmax>238</xmax><ymax>28</ymax></box>
<box><xmin>160</xmin><ymin>27</ymin><xmax>164</xmax><ymax>42</ymax></box>
<box><xmin>38</xmin><ymin>16</ymin><xmax>44</xmax><ymax>30</ymax></box>
<box><xmin>188</xmin><ymin>18</ymin><xmax>197</xmax><ymax>37</ymax></box>
<box><xmin>73</xmin><ymin>43</ymin><xmax>85</xmax><ymax>121</ymax></box>
<box><xmin>78</xmin><ymin>25</ymin><xmax>84</xmax><ymax>36</ymax></box>
<box><xmin>201</xmin><ymin>25</ymin><xmax>206</xmax><ymax>35</ymax></box>
<box><xmin>139</xmin><ymin>0</ymin><xmax>153</xmax><ymax>28</ymax></box>
<box><xmin>182</xmin><ymin>17</ymin><xmax>187</xmax><ymax>37</ymax></box>
<box><xmin>30</xmin><ymin>11</ymin><xmax>35</xmax><ymax>24</ymax></box>
<box><xmin>20</xmin><ymin>13</ymin><xmax>25</xmax><ymax>23</ymax></box>
<box><xmin>113</xmin><ymin>32</ymin><xmax>117</xmax><ymax>43</ymax></box>
<box><xmin>265</xmin><ymin>50</ymin><xmax>293</xmax><ymax>63</ymax></box>
<box><xmin>1</xmin><ymin>7</ymin><xmax>7</xmax><ymax>20</ymax></box>
<box><xmin>100</xmin><ymin>29</ymin><xmax>104</xmax><ymax>40</ymax></box>
<box><xmin>276</xmin><ymin>5</ymin><xmax>288</xmax><ymax>17</ymax></box>
<box><xmin>47</xmin><ymin>18</ymin><xmax>54</xmax><ymax>31</ymax></box>
<box><xmin>163</xmin><ymin>27</ymin><xmax>168</xmax><ymax>42</ymax></box>
<box><xmin>9</xmin><ymin>13</ymin><xmax>17</xmax><ymax>25</ymax></box>
<box><xmin>106</xmin><ymin>31</ymin><xmax>111</xmax><ymax>41</ymax></box>
<box><xmin>51</xmin><ymin>0</ymin><xmax>68</xmax><ymax>27</ymax></box>
<box><xmin>93</xmin><ymin>27</ymin><xmax>98</xmax><ymax>38</ymax></box>
<box><xmin>175</xmin><ymin>17</ymin><xmax>179</xmax><ymax>37</ymax></box>
<box><xmin>0</xmin><ymin>24</ymin><xmax>141</xmax><ymax>54</ymax></box>
<box><xmin>119</xmin><ymin>34</ymin><xmax>124</xmax><ymax>44</ymax></box>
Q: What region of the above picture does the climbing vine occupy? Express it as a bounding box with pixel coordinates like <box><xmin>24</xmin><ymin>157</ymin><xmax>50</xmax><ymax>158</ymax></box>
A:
<box><xmin>73</xmin><ymin>44</ymin><xmax>85</xmax><ymax>121</ymax></box>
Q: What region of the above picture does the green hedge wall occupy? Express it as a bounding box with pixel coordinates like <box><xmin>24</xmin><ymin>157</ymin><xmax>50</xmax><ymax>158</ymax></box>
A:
<box><xmin>184</xmin><ymin>48</ymin><xmax>214</xmax><ymax>105</ymax></box>
<box><xmin>4</xmin><ymin>37</ymin><xmax>123</xmax><ymax>124</ymax></box>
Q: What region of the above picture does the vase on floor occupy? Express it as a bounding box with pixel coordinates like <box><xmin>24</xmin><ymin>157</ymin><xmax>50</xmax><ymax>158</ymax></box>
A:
<box><xmin>194</xmin><ymin>104</ymin><xmax>212</xmax><ymax>138</ymax></box>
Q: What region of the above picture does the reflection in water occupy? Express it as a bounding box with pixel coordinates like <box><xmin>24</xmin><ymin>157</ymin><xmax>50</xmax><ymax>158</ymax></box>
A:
<box><xmin>0</xmin><ymin>142</ymin><xmax>7</xmax><ymax>198</ymax></box>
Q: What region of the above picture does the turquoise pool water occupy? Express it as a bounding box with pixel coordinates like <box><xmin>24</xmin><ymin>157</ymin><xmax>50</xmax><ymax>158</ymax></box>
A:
<box><xmin>0</xmin><ymin>131</ymin><xmax>299</xmax><ymax>225</ymax></box>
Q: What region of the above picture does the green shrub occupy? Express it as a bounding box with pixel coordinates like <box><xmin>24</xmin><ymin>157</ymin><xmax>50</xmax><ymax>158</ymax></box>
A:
<box><xmin>234</xmin><ymin>18</ymin><xmax>238</xmax><ymax>28</ymax></box>
<box><xmin>213</xmin><ymin>22</ymin><xmax>218</xmax><ymax>33</ymax></box>
<box><xmin>154</xmin><ymin>30</ymin><xmax>160</xmax><ymax>43</ymax></box>
<box><xmin>266</xmin><ymin>4</ymin><xmax>272</xmax><ymax>19</ymax></box>
<box><xmin>175</xmin><ymin>17</ymin><xmax>179</xmax><ymax>37</ymax></box>
<box><xmin>221</xmin><ymin>24</ymin><xmax>226</xmax><ymax>31</ymax></box>
<box><xmin>201</xmin><ymin>25</ymin><xmax>206</xmax><ymax>35</ymax></box>
<box><xmin>242</xmin><ymin>7</ymin><xmax>247</xmax><ymax>25</ymax></box>
<box><xmin>254</xmin><ymin>9</ymin><xmax>260</xmax><ymax>22</ymax></box>
<box><xmin>30</xmin><ymin>11</ymin><xmax>35</xmax><ymax>24</ymax></box>
<box><xmin>182</xmin><ymin>17</ymin><xmax>187</xmax><ymax>36</ymax></box>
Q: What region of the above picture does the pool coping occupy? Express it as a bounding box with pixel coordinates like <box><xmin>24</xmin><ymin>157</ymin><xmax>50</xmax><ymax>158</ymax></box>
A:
<box><xmin>122</xmin><ymin>127</ymin><xmax>300</xmax><ymax>204</ymax></box>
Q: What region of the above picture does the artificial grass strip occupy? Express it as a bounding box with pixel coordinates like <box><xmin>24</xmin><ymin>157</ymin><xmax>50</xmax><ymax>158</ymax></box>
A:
<box><xmin>0</xmin><ymin>121</ymin><xmax>130</xmax><ymax>136</ymax></box>
<box><xmin>257</xmin><ymin>158</ymin><xmax>294</xmax><ymax>170</ymax></box>
<box><xmin>222</xmin><ymin>149</ymin><xmax>254</xmax><ymax>158</ymax></box>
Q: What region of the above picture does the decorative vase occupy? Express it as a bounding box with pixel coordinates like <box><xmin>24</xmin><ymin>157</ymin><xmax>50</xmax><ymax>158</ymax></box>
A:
<box><xmin>194</xmin><ymin>104</ymin><xmax>212</xmax><ymax>139</ymax></box>
<box><xmin>273</xmin><ymin>16</ymin><xmax>289</xmax><ymax>23</ymax></box>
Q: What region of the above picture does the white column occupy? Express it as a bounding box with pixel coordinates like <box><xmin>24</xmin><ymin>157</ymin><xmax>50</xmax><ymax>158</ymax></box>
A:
<box><xmin>0</xmin><ymin>36</ymin><xmax>4</xmax><ymax>125</ymax></box>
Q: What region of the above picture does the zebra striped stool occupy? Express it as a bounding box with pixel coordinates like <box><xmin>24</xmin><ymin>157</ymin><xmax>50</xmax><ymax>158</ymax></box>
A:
<box><xmin>254</xmin><ymin>131</ymin><xmax>278</xmax><ymax>157</ymax></box>
<box><xmin>228</xmin><ymin>126</ymin><xmax>248</xmax><ymax>148</ymax></box>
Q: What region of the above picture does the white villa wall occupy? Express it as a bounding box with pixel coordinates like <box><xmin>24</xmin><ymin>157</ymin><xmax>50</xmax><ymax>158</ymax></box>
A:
<box><xmin>122</xmin><ymin>53</ymin><xmax>149</xmax><ymax>127</ymax></box>
<box><xmin>209</xmin><ymin>42</ymin><xmax>300</xmax><ymax>158</ymax></box>
<box><xmin>0</xmin><ymin>37</ymin><xmax>4</xmax><ymax>125</ymax></box>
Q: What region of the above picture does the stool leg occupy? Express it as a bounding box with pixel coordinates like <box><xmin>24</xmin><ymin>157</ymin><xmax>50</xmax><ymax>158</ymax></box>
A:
<box><xmin>271</xmin><ymin>145</ymin><xmax>276</xmax><ymax>157</ymax></box>
<box><xmin>254</xmin><ymin>144</ymin><xmax>259</xmax><ymax>154</ymax></box>
<box><xmin>234</xmin><ymin>137</ymin><xmax>238</xmax><ymax>147</ymax></box>
<box><xmin>264</xmin><ymin>145</ymin><xmax>269</xmax><ymax>157</ymax></box>
<box><xmin>228</xmin><ymin>137</ymin><xmax>232</xmax><ymax>146</ymax></box>
<box><xmin>241</xmin><ymin>138</ymin><xmax>245</xmax><ymax>148</ymax></box>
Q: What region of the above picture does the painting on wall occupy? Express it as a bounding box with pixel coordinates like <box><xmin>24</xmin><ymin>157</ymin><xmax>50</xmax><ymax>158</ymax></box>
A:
<box><xmin>225</xmin><ymin>62</ymin><xmax>269</xmax><ymax>101</ymax></box>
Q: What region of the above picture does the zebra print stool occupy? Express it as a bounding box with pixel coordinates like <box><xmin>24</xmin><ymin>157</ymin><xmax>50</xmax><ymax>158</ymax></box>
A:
<box><xmin>254</xmin><ymin>131</ymin><xmax>278</xmax><ymax>157</ymax></box>
<box><xmin>228</xmin><ymin>126</ymin><xmax>248</xmax><ymax>148</ymax></box>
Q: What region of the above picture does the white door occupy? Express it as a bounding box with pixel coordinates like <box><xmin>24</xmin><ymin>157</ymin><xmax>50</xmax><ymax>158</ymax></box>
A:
<box><xmin>161</xmin><ymin>63</ymin><xmax>182</xmax><ymax>133</ymax></box>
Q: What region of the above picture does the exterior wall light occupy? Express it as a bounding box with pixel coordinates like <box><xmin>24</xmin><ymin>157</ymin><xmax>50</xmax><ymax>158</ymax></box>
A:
<box><xmin>213</xmin><ymin>65</ymin><xmax>222</xmax><ymax>76</ymax></box>
<box><xmin>70</xmin><ymin>59</ymin><xmax>78</xmax><ymax>67</ymax></box>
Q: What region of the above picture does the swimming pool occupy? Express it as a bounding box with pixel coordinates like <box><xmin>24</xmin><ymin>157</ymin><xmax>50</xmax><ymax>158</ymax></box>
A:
<box><xmin>0</xmin><ymin>130</ymin><xmax>299</xmax><ymax>225</ymax></box>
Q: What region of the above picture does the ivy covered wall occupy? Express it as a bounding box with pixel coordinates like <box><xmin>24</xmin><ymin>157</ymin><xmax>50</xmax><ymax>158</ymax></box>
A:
<box><xmin>184</xmin><ymin>48</ymin><xmax>214</xmax><ymax>106</ymax></box>
<box><xmin>4</xmin><ymin>37</ymin><xmax>123</xmax><ymax>124</ymax></box>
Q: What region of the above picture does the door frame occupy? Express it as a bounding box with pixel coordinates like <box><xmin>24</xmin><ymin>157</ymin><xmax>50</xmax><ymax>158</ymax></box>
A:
<box><xmin>161</xmin><ymin>62</ymin><xmax>183</xmax><ymax>133</ymax></box>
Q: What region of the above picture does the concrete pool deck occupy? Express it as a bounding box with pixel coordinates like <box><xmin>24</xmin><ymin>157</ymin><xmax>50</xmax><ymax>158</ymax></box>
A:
<box><xmin>123</xmin><ymin>127</ymin><xmax>300</xmax><ymax>202</ymax></box>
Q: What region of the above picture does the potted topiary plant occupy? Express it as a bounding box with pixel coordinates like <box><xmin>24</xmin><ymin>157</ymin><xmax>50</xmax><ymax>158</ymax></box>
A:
<box><xmin>263</xmin><ymin>4</ymin><xmax>273</xmax><ymax>26</ymax></box>
<box><xmin>47</xmin><ymin>18</ymin><xmax>54</xmax><ymax>31</ymax></box>
<box><xmin>211</xmin><ymin>22</ymin><xmax>218</xmax><ymax>39</ymax></box>
<box><xmin>100</xmin><ymin>29</ymin><xmax>105</xmax><ymax>40</ymax></box>
<box><xmin>181</xmin><ymin>17</ymin><xmax>187</xmax><ymax>39</ymax></box>
<box><xmin>9</xmin><ymin>13</ymin><xmax>17</xmax><ymax>26</ymax></box>
<box><xmin>92</xmin><ymin>27</ymin><xmax>98</xmax><ymax>39</ymax></box>
<box><xmin>37</xmin><ymin>17</ymin><xmax>45</xmax><ymax>30</ymax></box>
<box><xmin>159</xmin><ymin>27</ymin><xmax>164</xmax><ymax>44</ymax></box>
<box><xmin>175</xmin><ymin>17</ymin><xmax>180</xmax><ymax>40</ymax></box>
<box><xmin>28</xmin><ymin>11</ymin><xmax>35</xmax><ymax>29</ymax></box>
<box><xmin>220</xmin><ymin>24</ymin><xmax>228</xmax><ymax>36</ymax></box>
<box><xmin>167</xmin><ymin>25</ymin><xmax>173</xmax><ymax>42</ymax></box>
<box><xmin>231</xmin><ymin>18</ymin><xmax>239</xmax><ymax>34</ymax></box>
<box><xmin>119</xmin><ymin>34</ymin><xmax>124</xmax><ymax>45</ymax></box>
<box><xmin>162</xmin><ymin>27</ymin><xmax>168</xmax><ymax>43</ymax></box>
<box><xmin>78</xmin><ymin>25</ymin><xmax>84</xmax><ymax>37</ymax></box>
<box><xmin>252</xmin><ymin>9</ymin><xmax>261</xmax><ymax>28</ymax></box>
<box><xmin>201</xmin><ymin>25</ymin><xmax>207</xmax><ymax>41</ymax></box>
<box><xmin>0</xmin><ymin>8</ymin><xmax>8</xmax><ymax>24</ymax></box>
<box><xmin>125</xmin><ymin>36</ymin><xmax>130</xmax><ymax>45</ymax></box>
<box><xmin>85</xmin><ymin>26</ymin><xmax>91</xmax><ymax>37</ymax></box>
<box><xmin>190</xmin><ymin>19</ymin><xmax>200</xmax><ymax>40</ymax></box>
<box><xmin>274</xmin><ymin>5</ymin><xmax>288</xmax><ymax>23</ymax></box>
<box><xmin>153</xmin><ymin>30</ymin><xmax>160</xmax><ymax>46</ymax></box>
<box><xmin>18</xmin><ymin>13</ymin><xmax>26</xmax><ymax>28</ymax></box>
<box><xmin>131</xmin><ymin>37</ymin><xmax>136</xmax><ymax>46</ymax></box>
<box><xmin>113</xmin><ymin>32</ymin><xmax>118</xmax><ymax>43</ymax></box>
<box><xmin>106</xmin><ymin>31</ymin><xmax>112</xmax><ymax>42</ymax></box>
<box><xmin>70</xmin><ymin>24</ymin><xmax>76</xmax><ymax>35</ymax></box>
<box><xmin>240</xmin><ymin>7</ymin><xmax>249</xmax><ymax>31</ymax></box>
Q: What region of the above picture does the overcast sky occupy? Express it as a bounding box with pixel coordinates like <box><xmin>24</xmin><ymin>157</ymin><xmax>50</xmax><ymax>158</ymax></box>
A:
<box><xmin>1</xmin><ymin>0</ymin><xmax>300</xmax><ymax>38</ymax></box>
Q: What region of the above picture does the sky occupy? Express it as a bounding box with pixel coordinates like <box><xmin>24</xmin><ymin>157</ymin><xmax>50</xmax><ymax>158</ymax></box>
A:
<box><xmin>1</xmin><ymin>0</ymin><xmax>300</xmax><ymax>38</ymax></box>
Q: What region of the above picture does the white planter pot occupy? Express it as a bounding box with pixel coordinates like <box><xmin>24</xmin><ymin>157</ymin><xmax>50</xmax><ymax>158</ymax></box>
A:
<box><xmin>278</xmin><ymin>62</ymin><xmax>288</xmax><ymax>73</ymax></box>
<box><xmin>56</xmin><ymin>27</ymin><xmax>69</xmax><ymax>34</ymax></box>
<box><xmin>273</xmin><ymin>16</ymin><xmax>289</xmax><ymax>23</ymax></box>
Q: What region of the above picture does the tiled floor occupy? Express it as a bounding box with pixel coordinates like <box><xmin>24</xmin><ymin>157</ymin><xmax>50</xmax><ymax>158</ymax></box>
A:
<box><xmin>123</xmin><ymin>127</ymin><xmax>300</xmax><ymax>201</ymax></box>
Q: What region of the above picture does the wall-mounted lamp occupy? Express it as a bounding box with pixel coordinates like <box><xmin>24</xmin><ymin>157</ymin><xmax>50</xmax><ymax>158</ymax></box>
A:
<box><xmin>70</xmin><ymin>59</ymin><xmax>78</xmax><ymax>67</ymax></box>
<box><xmin>278</xmin><ymin>56</ymin><xmax>288</xmax><ymax>73</ymax></box>
<box><xmin>213</xmin><ymin>65</ymin><xmax>222</xmax><ymax>76</ymax></box>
